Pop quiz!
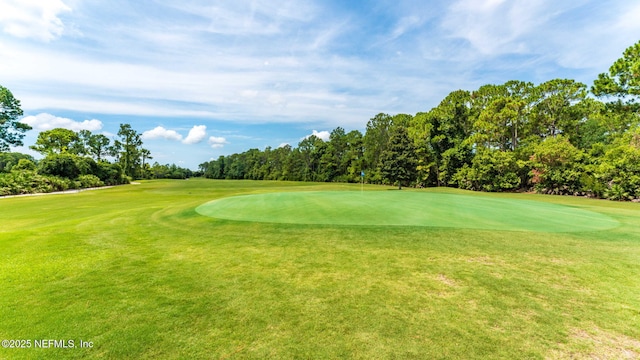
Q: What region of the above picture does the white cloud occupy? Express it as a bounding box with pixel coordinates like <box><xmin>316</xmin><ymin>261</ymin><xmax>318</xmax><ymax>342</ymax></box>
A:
<box><xmin>182</xmin><ymin>125</ymin><xmax>207</xmax><ymax>144</ymax></box>
<box><xmin>441</xmin><ymin>0</ymin><xmax>554</xmax><ymax>55</ymax></box>
<box><xmin>4</xmin><ymin>0</ymin><xmax>639</xmax><ymax>146</ymax></box>
<box><xmin>142</xmin><ymin>126</ymin><xmax>183</xmax><ymax>141</ymax></box>
<box><xmin>208</xmin><ymin>136</ymin><xmax>228</xmax><ymax>149</ymax></box>
<box><xmin>161</xmin><ymin>1</ymin><xmax>318</xmax><ymax>36</ymax></box>
<box><xmin>241</xmin><ymin>90</ymin><xmax>259</xmax><ymax>98</ymax></box>
<box><xmin>20</xmin><ymin>113</ymin><xmax>103</xmax><ymax>132</ymax></box>
<box><xmin>278</xmin><ymin>142</ymin><xmax>290</xmax><ymax>148</ymax></box>
<box><xmin>0</xmin><ymin>0</ymin><xmax>71</xmax><ymax>42</ymax></box>
<box><xmin>303</xmin><ymin>130</ymin><xmax>330</xmax><ymax>142</ymax></box>
<box><xmin>141</xmin><ymin>124</ymin><xmax>207</xmax><ymax>144</ymax></box>
<box><xmin>392</xmin><ymin>16</ymin><xmax>422</xmax><ymax>39</ymax></box>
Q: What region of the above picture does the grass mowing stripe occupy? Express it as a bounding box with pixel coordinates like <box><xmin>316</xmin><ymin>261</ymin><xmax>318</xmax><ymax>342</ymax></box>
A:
<box><xmin>196</xmin><ymin>191</ymin><xmax>619</xmax><ymax>232</ymax></box>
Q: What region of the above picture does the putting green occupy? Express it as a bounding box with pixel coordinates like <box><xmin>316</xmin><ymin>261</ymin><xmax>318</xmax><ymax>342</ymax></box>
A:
<box><xmin>195</xmin><ymin>191</ymin><xmax>619</xmax><ymax>232</ymax></box>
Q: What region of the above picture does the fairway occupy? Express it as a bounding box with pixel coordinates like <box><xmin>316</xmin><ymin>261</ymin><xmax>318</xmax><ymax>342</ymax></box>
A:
<box><xmin>2</xmin><ymin>179</ymin><xmax>640</xmax><ymax>359</ymax></box>
<box><xmin>196</xmin><ymin>191</ymin><xmax>619</xmax><ymax>232</ymax></box>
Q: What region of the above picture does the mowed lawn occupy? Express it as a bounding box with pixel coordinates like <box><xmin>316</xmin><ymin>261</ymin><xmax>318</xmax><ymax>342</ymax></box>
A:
<box><xmin>1</xmin><ymin>179</ymin><xmax>639</xmax><ymax>359</ymax></box>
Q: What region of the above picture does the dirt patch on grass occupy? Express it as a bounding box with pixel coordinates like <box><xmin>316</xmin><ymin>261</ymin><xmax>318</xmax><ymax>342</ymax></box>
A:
<box><xmin>548</xmin><ymin>327</ymin><xmax>640</xmax><ymax>359</ymax></box>
<box><xmin>434</xmin><ymin>274</ymin><xmax>458</xmax><ymax>287</ymax></box>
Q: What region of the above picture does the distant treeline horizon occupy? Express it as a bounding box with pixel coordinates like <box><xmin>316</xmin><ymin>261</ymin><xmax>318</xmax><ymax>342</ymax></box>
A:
<box><xmin>199</xmin><ymin>40</ymin><xmax>640</xmax><ymax>201</ymax></box>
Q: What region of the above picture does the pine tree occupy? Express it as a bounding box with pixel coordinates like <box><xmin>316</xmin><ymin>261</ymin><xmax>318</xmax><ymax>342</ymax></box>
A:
<box><xmin>380</xmin><ymin>126</ymin><xmax>418</xmax><ymax>189</ymax></box>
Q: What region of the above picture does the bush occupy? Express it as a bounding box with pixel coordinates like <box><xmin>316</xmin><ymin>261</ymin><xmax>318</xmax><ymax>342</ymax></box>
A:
<box><xmin>595</xmin><ymin>144</ymin><xmax>640</xmax><ymax>200</ymax></box>
<box><xmin>0</xmin><ymin>171</ymin><xmax>71</xmax><ymax>195</ymax></box>
<box><xmin>38</xmin><ymin>154</ymin><xmax>87</xmax><ymax>178</ymax></box>
<box><xmin>529</xmin><ymin>136</ymin><xmax>585</xmax><ymax>195</ymax></box>
<box><xmin>453</xmin><ymin>148</ymin><xmax>521</xmax><ymax>192</ymax></box>
<box><xmin>0</xmin><ymin>152</ymin><xmax>35</xmax><ymax>172</ymax></box>
<box><xmin>605</xmin><ymin>184</ymin><xmax>633</xmax><ymax>201</ymax></box>
<box><xmin>96</xmin><ymin>162</ymin><xmax>128</xmax><ymax>185</ymax></box>
<box><xmin>580</xmin><ymin>173</ymin><xmax>606</xmax><ymax>198</ymax></box>
<box><xmin>12</xmin><ymin>158</ymin><xmax>37</xmax><ymax>172</ymax></box>
<box><xmin>77</xmin><ymin>174</ymin><xmax>104</xmax><ymax>188</ymax></box>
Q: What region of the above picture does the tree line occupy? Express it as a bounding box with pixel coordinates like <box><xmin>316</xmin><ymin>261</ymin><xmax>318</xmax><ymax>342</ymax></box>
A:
<box><xmin>0</xmin><ymin>97</ymin><xmax>194</xmax><ymax>195</ymax></box>
<box><xmin>200</xmin><ymin>40</ymin><xmax>640</xmax><ymax>200</ymax></box>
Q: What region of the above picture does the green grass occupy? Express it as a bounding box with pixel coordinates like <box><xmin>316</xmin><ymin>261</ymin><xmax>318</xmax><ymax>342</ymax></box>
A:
<box><xmin>1</xmin><ymin>179</ymin><xmax>640</xmax><ymax>359</ymax></box>
<box><xmin>196</xmin><ymin>191</ymin><xmax>618</xmax><ymax>232</ymax></box>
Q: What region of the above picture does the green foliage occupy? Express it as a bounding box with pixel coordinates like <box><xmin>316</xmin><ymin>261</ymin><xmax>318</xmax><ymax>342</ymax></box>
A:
<box><xmin>114</xmin><ymin>123</ymin><xmax>143</xmax><ymax>179</ymax></box>
<box><xmin>200</xmin><ymin>131</ymin><xmax>364</xmax><ymax>184</ymax></box>
<box><xmin>38</xmin><ymin>153</ymin><xmax>90</xmax><ymax>179</ymax></box>
<box><xmin>363</xmin><ymin>113</ymin><xmax>393</xmax><ymax>183</ymax></box>
<box><xmin>75</xmin><ymin>129</ymin><xmax>112</xmax><ymax>160</ymax></box>
<box><xmin>95</xmin><ymin>161</ymin><xmax>128</xmax><ymax>186</ymax></box>
<box><xmin>149</xmin><ymin>162</ymin><xmax>194</xmax><ymax>179</ymax></box>
<box><xmin>12</xmin><ymin>158</ymin><xmax>37</xmax><ymax>172</ymax></box>
<box><xmin>438</xmin><ymin>143</ymin><xmax>473</xmax><ymax>186</ymax></box>
<box><xmin>604</xmin><ymin>183</ymin><xmax>632</xmax><ymax>201</ymax></box>
<box><xmin>0</xmin><ymin>85</ymin><xmax>31</xmax><ymax>152</ymax></box>
<box><xmin>595</xmin><ymin>142</ymin><xmax>640</xmax><ymax>200</ymax></box>
<box><xmin>196</xmin><ymin>40</ymin><xmax>640</xmax><ymax>201</ymax></box>
<box><xmin>531</xmin><ymin>79</ymin><xmax>587</xmax><ymax>140</ymax></box>
<box><xmin>0</xmin><ymin>154</ymin><xmax>127</xmax><ymax>195</ymax></box>
<box><xmin>76</xmin><ymin>174</ymin><xmax>104</xmax><ymax>188</ymax></box>
<box><xmin>453</xmin><ymin>148</ymin><xmax>521</xmax><ymax>192</ymax></box>
<box><xmin>579</xmin><ymin>173</ymin><xmax>606</xmax><ymax>198</ymax></box>
<box><xmin>0</xmin><ymin>170</ymin><xmax>71</xmax><ymax>195</ymax></box>
<box><xmin>470</xmin><ymin>81</ymin><xmax>535</xmax><ymax>151</ymax></box>
<box><xmin>0</xmin><ymin>123</ymin><xmax>141</xmax><ymax>196</ymax></box>
<box><xmin>592</xmin><ymin>40</ymin><xmax>640</xmax><ymax>100</ymax></box>
<box><xmin>380</xmin><ymin>126</ymin><xmax>417</xmax><ymax>189</ymax></box>
<box><xmin>30</xmin><ymin>128</ymin><xmax>80</xmax><ymax>155</ymax></box>
<box><xmin>0</xmin><ymin>152</ymin><xmax>34</xmax><ymax>172</ymax></box>
<box><xmin>529</xmin><ymin>136</ymin><xmax>585</xmax><ymax>195</ymax></box>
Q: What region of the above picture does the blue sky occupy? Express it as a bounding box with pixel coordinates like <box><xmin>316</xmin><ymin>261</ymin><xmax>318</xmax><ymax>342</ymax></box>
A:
<box><xmin>1</xmin><ymin>0</ymin><xmax>640</xmax><ymax>169</ymax></box>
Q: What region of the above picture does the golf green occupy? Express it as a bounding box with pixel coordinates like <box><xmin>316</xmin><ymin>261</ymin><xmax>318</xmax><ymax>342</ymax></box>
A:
<box><xmin>196</xmin><ymin>191</ymin><xmax>619</xmax><ymax>232</ymax></box>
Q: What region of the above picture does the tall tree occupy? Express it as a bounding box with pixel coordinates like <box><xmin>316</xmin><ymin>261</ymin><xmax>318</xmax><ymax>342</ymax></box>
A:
<box><xmin>114</xmin><ymin>123</ymin><xmax>143</xmax><ymax>179</ymax></box>
<box><xmin>140</xmin><ymin>148</ymin><xmax>152</xmax><ymax>178</ymax></box>
<box><xmin>297</xmin><ymin>135</ymin><xmax>326</xmax><ymax>181</ymax></box>
<box><xmin>592</xmin><ymin>40</ymin><xmax>640</xmax><ymax>136</ymax></box>
<box><xmin>529</xmin><ymin>136</ymin><xmax>585</xmax><ymax>195</ymax></box>
<box><xmin>471</xmin><ymin>81</ymin><xmax>536</xmax><ymax>151</ymax></box>
<box><xmin>30</xmin><ymin>128</ymin><xmax>80</xmax><ymax>155</ymax></box>
<box><xmin>74</xmin><ymin>129</ymin><xmax>92</xmax><ymax>156</ymax></box>
<box><xmin>321</xmin><ymin>127</ymin><xmax>348</xmax><ymax>181</ymax></box>
<box><xmin>344</xmin><ymin>130</ymin><xmax>365</xmax><ymax>182</ymax></box>
<box><xmin>430</xmin><ymin>90</ymin><xmax>474</xmax><ymax>185</ymax></box>
<box><xmin>592</xmin><ymin>40</ymin><xmax>640</xmax><ymax>109</ymax></box>
<box><xmin>363</xmin><ymin>113</ymin><xmax>393</xmax><ymax>183</ymax></box>
<box><xmin>0</xmin><ymin>85</ymin><xmax>30</xmax><ymax>152</ymax></box>
<box><xmin>532</xmin><ymin>79</ymin><xmax>587</xmax><ymax>139</ymax></box>
<box><xmin>87</xmin><ymin>133</ymin><xmax>111</xmax><ymax>161</ymax></box>
<box><xmin>408</xmin><ymin>112</ymin><xmax>438</xmax><ymax>186</ymax></box>
<box><xmin>380</xmin><ymin>126</ymin><xmax>417</xmax><ymax>189</ymax></box>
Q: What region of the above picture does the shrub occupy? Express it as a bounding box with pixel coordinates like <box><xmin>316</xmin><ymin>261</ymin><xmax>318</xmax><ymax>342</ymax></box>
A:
<box><xmin>0</xmin><ymin>152</ymin><xmax>35</xmax><ymax>172</ymax></box>
<box><xmin>529</xmin><ymin>136</ymin><xmax>585</xmax><ymax>195</ymax></box>
<box><xmin>453</xmin><ymin>148</ymin><xmax>521</xmax><ymax>192</ymax></box>
<box><xmin>38</xmin><ymin>154</ymin><xmax>86</xmax><ymax>178</ymax></box>
<box><xmin>12</xmin><ymin>159</ymin><xmax>37</xmax><ymax>172</ymax></box>
<box><xmin>96</xmin><ymin>162</ymin><xmax>128</xmax><ymax>185</ymax></box>
<box><xmin>0</xmin><ymin>171</ymin><xmax>71</xmax><ymax>195</ymax></box>
<box><xmin>605</xmin><ymin>184</ymin><xmax>633</xmax><ymax>201</ymax></box>
<box><xmin>595</xmin><ymin>144</ymin><xmax>640</xmax><ymax>200</ymax></box>
<box><xmin>77</xmin><ymin>174</ymin><xmax>104</xmax><ymax>188</ymax></box>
